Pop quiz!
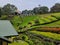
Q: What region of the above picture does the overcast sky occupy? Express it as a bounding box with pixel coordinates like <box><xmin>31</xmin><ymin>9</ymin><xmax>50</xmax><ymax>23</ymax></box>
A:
<box><xmin>0</xmin><ymin>0</ymin><xmax>60</xmax><ymax>11</ymax></box>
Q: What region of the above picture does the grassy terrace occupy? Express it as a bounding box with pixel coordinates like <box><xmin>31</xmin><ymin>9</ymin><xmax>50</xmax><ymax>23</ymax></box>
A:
<box><xmin>30</xmin><ymin>31</ymin><xmax>60</xmax><ymax>40</ymax></box>
<box><xmin>40</xmin><ymin>21</ymin><xmax>60</xmax><ymax>27</ymax></box>
<box><xmin>9</xmin><ymin>40</ymin><xmax>29</xmax><ymax>45</ymax></box>
<box><xmin>9</xmin><ymin>13</ymin><xmax>60</xmax><ymax>45</ymax></box>
<box><xmin>11</xmin><ymin>13</ymin><xmax>60</xmax><ymax>28</ymax></box>
<box><xmin>12</xmin><ymin>13</ymin><xmax>60</xmax><ymax>33</ymax></box>
<box><xmin>22</xmin><ymin>14</ymin><xmax>59</xmax><ymax>27</ymax></box>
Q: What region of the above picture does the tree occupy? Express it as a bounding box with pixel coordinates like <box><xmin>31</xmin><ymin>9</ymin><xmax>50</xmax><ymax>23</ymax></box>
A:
<box><xmin>33</xmin><ymin>7</ymin><xmax>39</xmax><ymax>14</ymax></box>
<box><xmin>27</xmin><ymin>10</ymin><xmax>34</xmax><ymax>15</ymax></box>
<box><xmin>50</xmin><ymin>3</ymin><xmax>60</xmax><ymax>13</ymax></box>
<box><xmin>39</xmin><ymin>6</ymin><xmax>49</xmax><ymax>14</ymax></box>
<box><xmin>22</xmin><ymin>10</ymin><xmax>34</xmax><ymax>15</ymax></box>
<box><xmin>0</xmin><ymin>7</ymin><xmax>2</xmax><ymax>17</ymax></box>
<box><xmin>34</xmin><ymin>19</ymin><xmax>40</xmax><ymax>25</ymax></box>
<box><xmin>33</xmin><ymin>6</ymin><xmax>49</xmax><ymax>14</ymax></box>
<box><xmin>22</xmin><ymin>10</ymin><xmax>28</xmax><ymax>15</ymax></box>
<box><xmin>3</xmin><ymin>4</ymin><xmax>17</xmax><ymax>15</ymax></box>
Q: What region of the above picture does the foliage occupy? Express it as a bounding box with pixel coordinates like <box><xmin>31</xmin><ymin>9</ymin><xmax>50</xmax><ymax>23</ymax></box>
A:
<box><xmin>11</xmin><ymin>16</ymin><xmax>22</xmax><ymax>31</ymax></box>
<box><xmin>22</xmin><ymin>10</ymin><xmax>34</xmax><ymax>15</ymax></box>
<box><xmin>50</xmin><ymin>3</ymin><xmax>60</xmax><ymax>13</ymax></box>
<box><xmin>39</xmin><ymin>6</ymin><xmax>49</xmax><ymax>14</ymax></box>
<box><xmin>19</xmin><ymin>34</ymin><xmax>28</xmax><ymax>41</ymax></box>
<box><xmin>32</xmin><ymin>6</ymin><xmax>49</xmax><ymax>14</ymax></box>
<box><xmin>0</xmin><ymin>7</ymin><xmax>3</xmax><ymax>17</ymax></box>
<box><xmin>2</xmin><ymin>4</ymin><xmax>17</xmax><ymax>15</ymax></box>
<box><xmin>0</xmin><ymin>15</ymin><xmax>8</xmax><ymax>20</ymax></box>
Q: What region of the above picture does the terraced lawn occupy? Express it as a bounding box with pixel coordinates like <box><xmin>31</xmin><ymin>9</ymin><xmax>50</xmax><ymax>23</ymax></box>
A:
<box><xmin>30</xmin><ymin>31</ymin><xmax>60</xmax><ymax>40</ymax></box>
<box><xmin>11</xmin><ymin>13</ymin><xmax>60</xmax><ymax>28</ymax></box>
<box><xmin>40</xmin><ymin>20</ymin><xmax>60</xmax><ymax>27</ymax></box>
<box><xmin>9</xmin><ymin>40</ymin><xmax>29</xmax><ymax>45</ymax></box>
<box><xmin>10</xmin><ymin>13</ymin><xmax>60</xmax><ymax>45</ymax></box>
<box><xmin>20</xmin><ymin>15</ymin><xmax>37</xmax><ymax>26</ymax></box>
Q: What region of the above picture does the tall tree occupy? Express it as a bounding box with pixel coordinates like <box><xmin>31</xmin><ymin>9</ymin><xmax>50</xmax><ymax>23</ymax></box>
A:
<box><xmin>33</xmin><ymin>7</ymin><xmax>40</xmax><ymax>14</ymax></box>
<box><xmin>50</xmin><ymin>3</ymin><xmax>60</xmax><ymax>13</ymax></box>
<box><xmin>22</xmin><ymin>10</ymin><xmax>28</xmax><ymax>15</ymax></box>
<box><xmin>33</xmin><ymin>6</ymin><xmax>49</xmax><ymax>14</ymax></box>
<box><xmin>3</xmin><ymin>4</ymin><xmax>17</xmax><ymax>15</ymax></box>
<box><xmin>39</xmin><ymin>6</ymin><xmax>49</xmax><ymax>14</ymax></box>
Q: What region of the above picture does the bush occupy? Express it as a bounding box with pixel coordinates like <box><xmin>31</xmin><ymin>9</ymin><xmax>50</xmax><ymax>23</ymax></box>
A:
<box><xmin>34</xmin><ymin>19</ymin><xmax>40</xmax><ymax>25</ymax></box>
<box><xmin>19</xmin><ymin>34</ymin><xmax>28</xmax><ymax>41</ymax></box>
<box><xmin>27</xmin><ymin>40</ymin><xmax>34</xmax><ymax>45</ymax></box>
<box><xmin>0</xmin><ymin>15</ymin><xmax>8</xmax><ymax>20</ymax></box>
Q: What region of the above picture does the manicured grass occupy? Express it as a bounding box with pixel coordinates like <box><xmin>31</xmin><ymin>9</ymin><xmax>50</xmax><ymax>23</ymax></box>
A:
<box><xmin>9</xmin><ymin>40</ymin><xmax>29</xmax><ymax>45</ymax></box>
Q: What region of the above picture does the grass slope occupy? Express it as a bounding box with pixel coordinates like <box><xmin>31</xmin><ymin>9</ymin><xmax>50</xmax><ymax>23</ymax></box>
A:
<box><xmin>30</xmin><ymin>31</ymin><xmax>60</xmax><ymax>40</ymax></box>
<box><xmin>10</xmin><ymin>12</ymin><xmax>60</xmax><ymax>45</ymax></box>
<box><xmin>9</xmin><ymin>40</ymin><xmax>29</xmax><ymax>45</ymax></box>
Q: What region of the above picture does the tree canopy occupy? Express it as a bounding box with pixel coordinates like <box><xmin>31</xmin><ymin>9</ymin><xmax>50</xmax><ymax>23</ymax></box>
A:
<box><xmin>0</xmin><ymin>7</ymin><xmax>3</xmax><ymax>17</ymax></box>
<box><xmin>2</xmin><ymin>4</ymin><xmax>17</xmax><ymax>15</ymax></box>
<box><xmin>0</xmin><ymin>3</ymin><xmax>60</xmax><ymax>15</ymax></box>
<box><xmin>50</xmin><ymin>3</ymin><xmax>60</xmax><ymax>13</ymax></box>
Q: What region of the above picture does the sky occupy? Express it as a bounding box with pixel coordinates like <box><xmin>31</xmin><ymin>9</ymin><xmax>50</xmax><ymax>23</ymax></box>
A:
<box><xmin>0</xmin><ymin>0</ymin><xmax>60</xmax><ymax>11</ymax></box>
